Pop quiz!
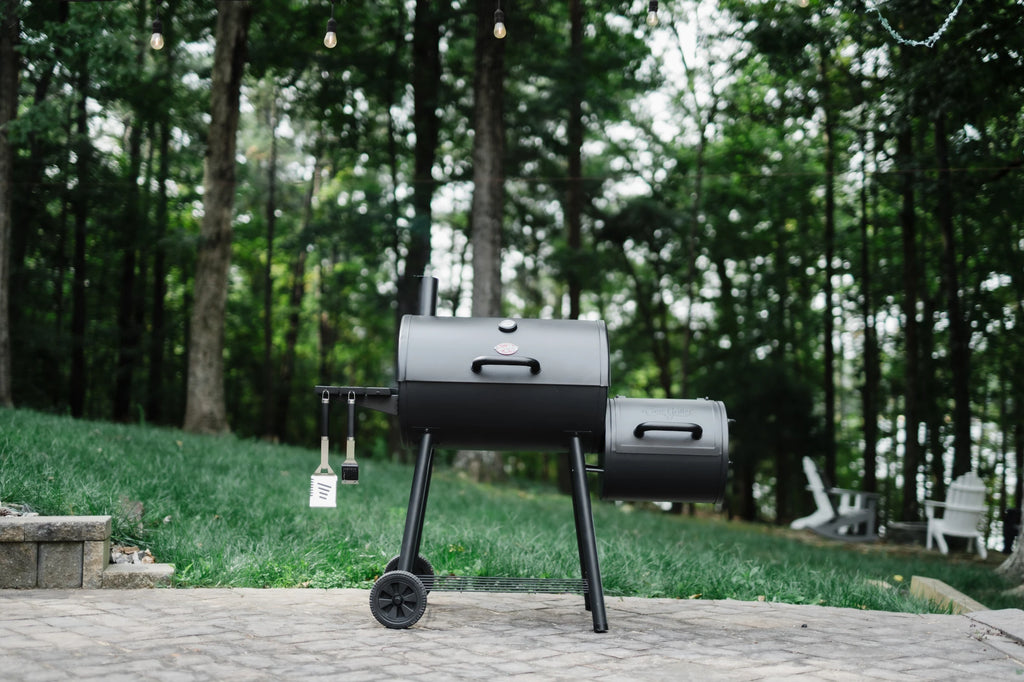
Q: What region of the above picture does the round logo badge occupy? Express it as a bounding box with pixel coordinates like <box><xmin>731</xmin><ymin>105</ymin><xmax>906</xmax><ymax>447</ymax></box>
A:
<box><xmin>494</xmin><ymin>342</ymin><xmax>519</xmax><ymax>356</ymax></box>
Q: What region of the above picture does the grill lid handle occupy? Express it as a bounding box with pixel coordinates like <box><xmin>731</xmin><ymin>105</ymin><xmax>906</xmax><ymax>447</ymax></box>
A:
<box><xmin>632</xmin><ymin>422</ymin><xmax>703</xmax><ymax>440</ymax></box>
<box><xmin>471</xmin><ymin>356</ymin><xmax>541</xmax><ymax>375</ymax></box>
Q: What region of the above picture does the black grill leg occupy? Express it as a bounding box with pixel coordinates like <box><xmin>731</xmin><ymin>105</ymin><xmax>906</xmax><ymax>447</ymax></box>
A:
<box><xmin>568</xmin><ymin>435</ymin><xmax>608</xmax><ymax>633</ymax></box>
<box><xmin>570</xmin><ymin>462</ymin><xmax>592</xmax><ymax>613</ymax></box>
<box><xmin>413</xmin><ymin>452</ymin><xmax>433</xmax><ymax>560</ymax></box>
<box><xmin>397</xmin><ymin>431</ymin><xmax>434</xmax><ymax>573</ymax></box>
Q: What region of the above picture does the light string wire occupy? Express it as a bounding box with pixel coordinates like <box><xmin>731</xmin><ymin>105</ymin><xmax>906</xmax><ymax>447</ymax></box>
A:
<box><xmin>865</xmin><ymin>0</ymin><xmax>965</xmax><ymax>48</ymax></box>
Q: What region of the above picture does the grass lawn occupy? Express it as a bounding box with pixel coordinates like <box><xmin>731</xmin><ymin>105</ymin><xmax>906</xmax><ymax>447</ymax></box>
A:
<box><xmin>2</xmin><ymin>407</ymin><xmax>1021</xmax><ymax>613</ymax></box>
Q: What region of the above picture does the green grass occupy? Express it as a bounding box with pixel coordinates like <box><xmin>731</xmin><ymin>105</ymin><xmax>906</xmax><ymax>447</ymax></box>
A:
<box><xmin>2</xmin><ymin>407</ymin><xmax>1021</xmax><ymax>613</ymax></box>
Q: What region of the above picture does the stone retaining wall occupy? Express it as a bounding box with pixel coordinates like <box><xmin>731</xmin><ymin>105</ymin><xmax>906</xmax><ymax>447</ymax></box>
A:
<box><xmin>0</xmin><ymin>516</ymin><xmax>173</xmax><ymax>588</ymax></box>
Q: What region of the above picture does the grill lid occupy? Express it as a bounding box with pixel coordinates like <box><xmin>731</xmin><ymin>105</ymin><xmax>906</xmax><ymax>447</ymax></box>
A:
<box><xmin>397</xmin><ymin>316</ymin><xmax>609</xmax><ymax>388</ymax></box>
<box><xmin>395</xmin><ymin>315</ymin><xmax>609</xmax><ymax>451</ymax></box>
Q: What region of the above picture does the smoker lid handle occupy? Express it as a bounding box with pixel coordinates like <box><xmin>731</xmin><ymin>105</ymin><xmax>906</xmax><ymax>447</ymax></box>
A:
<box><xmin>471</xmin><ymin>356</ymin><xmax>542</xmax><ymax>375</ymax></box>
<box><xmin>632</xmin><ymin>422</ymin><xmax>703</xmax><ymax>440</ymax></box>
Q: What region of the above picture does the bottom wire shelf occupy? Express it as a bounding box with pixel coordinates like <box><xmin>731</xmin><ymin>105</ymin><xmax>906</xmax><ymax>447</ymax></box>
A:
<box><xmin>416</xmin><ymin>575</ymin><xmax>589</xmax><ymax>594</ymax></box>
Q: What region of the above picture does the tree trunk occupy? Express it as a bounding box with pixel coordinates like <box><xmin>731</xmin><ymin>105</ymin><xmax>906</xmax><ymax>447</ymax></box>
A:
<box><xmin>1016</xmin><ymin>421</ymin><xmax>1023</xmax><ymax>510</ymax></box>
<box><xmin>469</xmin><ymin>0</ymin><xmax>505</xmax><ymax>318</ymax></box>
<box><xmin>145</xmin><ymin>4</ymin><xmax>176</xmax><ymax>425</ymax></box>
<box><xmin>261</xmin><ymin>94</ymin><xmax>278</xmax><ymax>437</ymax></box>
<box><xmin>999</xmin><ymin>417</ymin><xmax>1024</xmax><ymax>566</ymax></box>
<box><xmin>920</xmin><ymin>292</ymin><xmax>946</xmax><ymax>502</ymax></box>
<box><xmin>146</xmin><ymin>118</ymin><xmax>171</xmax><ymax>423</ymax></box>
<box><xmin>317</xmin><ymin>240</ymin><xmax>337</xmax><ymax>384</ymax></box>
<box><xmin>565</xmin><ymin>0</ymin><xmax>583</xmax><ymax>321</ymax></box>
<box><xmin>997</xmin><ymin>372</ymin><xmax>1010</xmax><ymax>551</ymax></box>
<box><xmin>858</xmin><ymin>140</ymin><xmax>879</xmax><ymax>492</ymax></box>
<box><xmin>997</xmin><ymin>503</ymin><xmax>1024</xmax><ymax>581</ymax></box>
<box><xmin>819</xmin><ymin>47</ymin><xmax>837</xmax><ymax>485</ymax></box>
<box><xmin>112</xmin><ymin>115</ymin><xmax>144</xmax><ymax>421</ymax></box>
<box><xmin>934</xmin><ymin>113</ymin><xmax>972</xmax><ymax>478</ymax></box>
<box><xmin>0</xmin><ymin>0</ymin><xmax>19</xmax><ymax>408</ymax></box>
<box><xmin>1011</xmin><ymin>288</ymin><xmax>1024</xmax><ymax>512</ymax></box>
<box><xmin>69</xmin><ymin>69</ymin><xmax>90</xmax><ymax>419</ymax></box>
<box><xmin>679</xmin><ymin>110</ymin><xmax>708</xmax><ymax>400</ymax></box>
<box><xmin>399</xmin><ymin>0</ymin><xmax>445</xmax><ymax>318</ymax></box>
<box><xmin>621</xmin><ymin>259</ymin><xmax>672</xmax><ymax>396</ymax></box>
<box><xmin>273</xmin><ymin>158</ymin><xmax>317</xmax><ymax>441</ymax></box>
<box><xmin>273</xmin><ymin>248</ymin><xmax>306</xmax><ymax>442</ymax></box>
<box><xmin>897</xmin><ymin>126</ymin><xmax>922</xmax><ymax>521</ymax></box>
<box><xmin>111</xmin><ymin>3</ymin><xmax>153</xmax><ymax>422</ymax></box>
<box><xmin>9</xmin><ymin>2</ymin><xmax>63</xmax><ymax>407</ymax></box>
<box><xmin>458</xmin><ymin>1</ymin><xmax>506</xmax><ymax>482</ymax></box>
<box><xmin>673</xmin><ymin>29</ymin><xmax>719</xmax><ymax>399</ymax></box>
<box><xmin>184</xmin><ymin>1</ymin><xmax>252</xmax><ymax>434</ymax></box>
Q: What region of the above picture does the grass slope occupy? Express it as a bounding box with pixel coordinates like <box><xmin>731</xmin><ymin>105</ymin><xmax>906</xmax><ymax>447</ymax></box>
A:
<box><xmin>2</xmin><ymin>407</ymin><xmax>1020</xmax><ymax>613</ymax></box>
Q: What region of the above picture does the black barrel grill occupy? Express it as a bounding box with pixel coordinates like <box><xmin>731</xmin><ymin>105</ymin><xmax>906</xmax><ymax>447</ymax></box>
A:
<box><xmin>316</xmin><ymin>277</ymin><xmax>729</xmax><ymax>632</ymax></box>
<box><xmin>397</xmin><ymin>314</ymin><xmax>608</xmax><ymax>452</ymax></box>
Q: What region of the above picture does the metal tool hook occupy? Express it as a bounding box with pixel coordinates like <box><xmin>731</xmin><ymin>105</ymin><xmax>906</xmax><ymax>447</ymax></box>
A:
<box><xmin>343</xmin><ymin>391</ymin><xmax>359</xmax><ymax>484</ymax></box>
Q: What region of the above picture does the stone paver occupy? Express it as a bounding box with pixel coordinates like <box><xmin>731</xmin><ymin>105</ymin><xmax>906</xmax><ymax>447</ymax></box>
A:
<box><xmin>1</xmin><ymin>589</ymin><xmax>1022</xmax><ymax>680</ymax></box>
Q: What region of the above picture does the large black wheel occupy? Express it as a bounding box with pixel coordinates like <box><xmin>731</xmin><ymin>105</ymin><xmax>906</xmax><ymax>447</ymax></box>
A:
<box><xmin>369</xmin><ymin>570</ymin><xmax>427</xmax><ymax>629</ymax></box>
<box><xmin>384</xmin><ymin>554</ymin><xmax>434</xmax><ymax>591</ymax></box>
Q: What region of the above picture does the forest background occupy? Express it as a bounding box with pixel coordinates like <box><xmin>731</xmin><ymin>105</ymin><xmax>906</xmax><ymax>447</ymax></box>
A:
<box><xmin>0</xmin><ymin>0</ymin><xmax>1022</xmax><ymax>536</ymax></box>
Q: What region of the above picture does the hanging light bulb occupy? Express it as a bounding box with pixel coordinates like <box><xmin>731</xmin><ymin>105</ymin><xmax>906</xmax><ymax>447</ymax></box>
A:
<box><xmin>493</xmin><ymin>7</ymin><xmax>507</xmax><ymax>39</ymax></box>
<box><xmin>324</xmin><ymin>2</ymin><xmax>338</xmax><ymax>49</ymax></box>
<box><xmin>324</xmin><ymin>17</ymin><xmax>338</xmax><ymax>48</ymax></box>
<box><xmin>646</xmin><ymin>0</ymin><xmax>659</xmax><ymax>27</ymax></box>
<box><xmin>150</xmin><ymin>17</ymin><xmax>164</xmax><ymax>50</ymax></box>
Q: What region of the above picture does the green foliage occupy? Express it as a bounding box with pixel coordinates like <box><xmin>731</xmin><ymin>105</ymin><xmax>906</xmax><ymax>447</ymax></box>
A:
<box><xmin>3</xmin><ymin>0</ymin><xmax>1023</xmax><ymax>534</ymax></box>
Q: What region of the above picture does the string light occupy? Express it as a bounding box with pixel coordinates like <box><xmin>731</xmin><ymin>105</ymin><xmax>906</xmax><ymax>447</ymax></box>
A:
<box><xmin>324</xmin><ymin>1</ymin><xmax>338</xmax><ymax>49</ymax></box>
<box><xmin>150</xmin><ymin>3</ymin><xmax>164</xmax><ymax>50</ymax></box>
<box><xmin>493</xmin><ymin>2</ymin><xmax>507</xmax><ymax>40</ymax></box>
<box><xmin>867</xmin><ymin>0</ymin><xmax>964</xmax><ymax>48</ymax></box>
<box><xmin>141</xmin><ymin>0</ymin><xmax>686</xmax><ymax>50</ymax></box>
<box><xmin>646</xmin><ymin>0</ymin><xmax>659</xmax><ymax>27</ymax></box>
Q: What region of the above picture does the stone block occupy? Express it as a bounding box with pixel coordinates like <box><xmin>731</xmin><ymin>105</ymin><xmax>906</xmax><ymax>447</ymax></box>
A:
<box><xmin>0</xmin><ymin>542</ymin><xmax>38</xmax><ymax>588</ymax></box>
<box><xmin>910</xmin><ymin>575</ymin><xmax>988</xmax><ymax>614</ymax></box>
<box><xmin>38</xmin><ymin>542</ymin><xmax>83</xmax><ymax>588</ymax></box>
<box><xmin>101</xmin><ymin>563</ymin><xmax>175</xmax><ymax>589</ymax></box>
<box><xmin>969</xmin><ymin>608</ymin><xmax>1024</xmax><ymax>644</ymax></box>
<box><xmin>0</xmin><ymin>518</ymin><xmax>28</xmax><ymax>542</ymax></box>
<box><xmin>23</xmin><ymin>516</ymin><xmax>111</xmax><ymax>542</ymax></box>
<box><xmin>82</xmin><ymin>538</ymin><xmax>110</xmax><ymax>589</ymax></box>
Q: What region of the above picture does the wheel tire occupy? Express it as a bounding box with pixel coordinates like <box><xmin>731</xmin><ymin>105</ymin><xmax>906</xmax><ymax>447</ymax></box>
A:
<box><xmin>369</xmin><ymin>570</ymin><xmax>427</xmax><ymax>629</ymax></box>
<box><xmin>385</xmin><ymin>554</ymin><xmax>435</xmax><ymax>591</ymax></box>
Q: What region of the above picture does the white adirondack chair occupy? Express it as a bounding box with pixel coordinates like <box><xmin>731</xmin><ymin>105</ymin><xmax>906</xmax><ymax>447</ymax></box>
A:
<box><xmin>791</xmin><ymin>457</ymin><xmax>837</xmax><ymax>530</ymax></box>
<box><xmin>791</xmin><ymin>456</ymin><xmax>879</xmax><ymax>541</ymax></box>
<box><xmin>924</xmin><ymin>471</ymin><xmax>988</xmax><ymax>559</ymax></box>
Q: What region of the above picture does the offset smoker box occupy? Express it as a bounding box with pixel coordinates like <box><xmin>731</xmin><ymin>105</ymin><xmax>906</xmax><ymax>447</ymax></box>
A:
<box><xmin>397</xmin><ymin>315</ymin><xmax>609</xmax><ymax>452</ymax></box>
<box><xmin>602</xmin><ymin>397</ymin><xmax>730</xmax><ymax>503</ymax></box>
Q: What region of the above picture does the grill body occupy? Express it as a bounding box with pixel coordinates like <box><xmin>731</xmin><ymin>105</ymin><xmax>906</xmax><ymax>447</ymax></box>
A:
<box><xmin>601</xmin><ymin>397</ymin><xmax>729</xmax><ymax>503</ymax></box>
<box><xmin>397</xmin><ymin>315</ymin><xmax>609</xmax><ymax>451</ymax></box>
<box><xmin>317</xmin><ymin>278</ymin><xmax>732</xmax><ymax>633</ymax></box>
